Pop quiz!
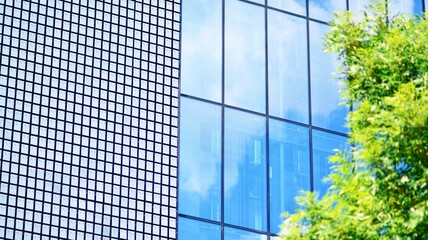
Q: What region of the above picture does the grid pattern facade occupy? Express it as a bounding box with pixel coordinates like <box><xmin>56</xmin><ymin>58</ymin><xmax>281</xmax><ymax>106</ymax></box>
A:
<box><xmin>0</xmin><ymin>0</ymin><xmax>180</xmax><ymax>239</ymax></box>
<box><xmin>178</xmin><ymin>0</ymin><xmax>426</xmax><ymax>239</ymax></box>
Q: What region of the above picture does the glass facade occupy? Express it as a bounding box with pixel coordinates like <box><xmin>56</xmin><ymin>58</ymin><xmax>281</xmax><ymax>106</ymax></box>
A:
<box><xmin>0</xmin><ymin>0</ymin><xmax>180</xmax><ymax>239</ymax></box>
<box><xmin>0</xmin><ymin>0</ymin><xmax>425</xmax><ymax>239</ymax></box>
<box><xmin>179</xmin><ymin>0</ymin><xmax>426</xmax><ymax>239</ymax></box>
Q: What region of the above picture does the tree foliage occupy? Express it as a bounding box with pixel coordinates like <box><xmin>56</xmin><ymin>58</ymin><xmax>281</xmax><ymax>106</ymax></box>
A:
<box><xmin>279</xmin><ymin>1</ymin><xmax>428</xmax><ymax>239</ymax></box>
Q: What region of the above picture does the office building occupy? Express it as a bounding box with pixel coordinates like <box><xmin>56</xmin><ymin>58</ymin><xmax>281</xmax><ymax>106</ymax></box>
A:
<box><xmin>0</xmin><ymin>0</ymin><xmax>180</xmax><ymax>239</ymax></box>
<box><xmin>178</xmin><ymin>0</ymin><xmax>424</xmax><ymax>239</ymax></box>
<box><xmin>0</xmin><ymin>0</ymin><xmax>425</xmax><ymax>239</ymax></box>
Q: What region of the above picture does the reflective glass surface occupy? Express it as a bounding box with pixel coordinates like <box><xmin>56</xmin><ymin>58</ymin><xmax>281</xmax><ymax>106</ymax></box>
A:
<box><xmin>181</xmin><ymin>0</ymin><xmax>222</xmax><ymax>102</ymax></box>
<box><xmin>269</xmin><ymin>120</ymin><xmax>310</xmax><ymax>233</ymax></box>
<box><xmin>268</xmin><ymin>0</ymin><xmax>306</xmax><ymax>16</ymax></box>
<box><xmin>178</xmin><ymin>0</ymin><xmax>359</xmax><ymax>237</ymax></box>
<box><xmin>179</xmin><ymin>97</ymin><xmax>222</xmax><ymax>221</ymax></box>
<box><xmin>349</xmin><ymin>0</ymin><xmax>424</xmax><ymax>19</ymax></box>
<box><xmin>225</xmin><ymin>0</ymin><xmax>266</xmax><ymax>113</ymax></box>
<box><xmin>268</xmin><ymin>10</ymin><xmax>308</xmax><ymax>123</ymax></box>
<box><xmin>224</xmin><ymin>108</ymin><xmax>267</xmax><ymax>231</ymax></box>
<box><xmin>178</xmin><ymin>217</ymin><xmax>221</xmax><ymax>240</ymax></box>
<box><xmin>312</xmin><ymin>130</ymin><xmax>347</xmax><ymax>197</ymax></box>
<box><xmin>310</xmin><ymin>21</ymin><xmax>348</xmax><ymax>133</ymax></box>
<box><xmin>224</xmin><ymin>227</ymin><xmax>268</xmax><ymax>240</ymax></box>
<box><xmin>389</xmin><ymin>0</ymin><xmax>424</xmax><ymax>16</ymax></box>
<box><xmin>248</xmin><ymin>0</ymin><xmax>265</xmax><ymax>5</ymax></box>
<box><xmin>348</xmin><ymin>0</ymin><xmax>372</xmax><ymax>21</ymax></box>
<box><xmin>309</xmin><ymin>0</ymin><xmax>346</xmax><ymax>22</ymax></box>
<box><xmin>349</xmin><ymin>0</ymin><xmax>372</xmax><ymax>13</ymax></box>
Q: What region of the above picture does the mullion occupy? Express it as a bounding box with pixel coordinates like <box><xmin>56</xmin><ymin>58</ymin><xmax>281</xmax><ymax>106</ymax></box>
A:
<box><xmin>264</xmin><ymin>0</ymin><xmax>271</xmax><ymax>236</ymax></box>
<box><xmin>221</xmin><ymin>0</ymin><xmax>225</xmax><ymax>238</ymax></box>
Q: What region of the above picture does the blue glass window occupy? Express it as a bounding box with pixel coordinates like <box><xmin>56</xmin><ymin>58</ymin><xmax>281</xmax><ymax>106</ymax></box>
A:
<box><xmin>350</xmin><ymin>0</ymin><xmax>424</xmax><ymax>18</ymax></box>
<box><xmin>224</xmin><ymin>227</ymin><xmax>268</xmax><ymax>240</ymax></box>
<box><xmin>268</xmin><ymin>0</ymin><xmax>306</xmax><ymax>16</ymax></box>
<box><xmin>309</xmin><ymin>0</ymin><xmax>346</xmax><ymax>22</ymax></box>
<box><xmin>349</xmin><ymin>0</ymin><xmax>372</xmax><ymax>13</ymax></box>
<box><xmin>178</xmin><ymin>217</ymin><xmax>221</xmax><ymax>240</ymax></box>
<box><xmin>269</xmin><ymin>120</ymin><xmax>310</xmax><ymax>234</ymax></box>
<box><xmin>389</xmin><ymin>0</ymin><xmax>424</xmax><ymax>16</ymax></box>
<box><xmin>312</xmin><ymin>130</ymin><xmax>347</xmax><ymax>197</ymax></box>
<box><xmin>268</xmin><ymin>10</ymin><xmax>308</xmax><ymax>124</ymax></box>
<box><xmin>224</xmin><ymin>108</ymin><xmax>267</xmax><ymax>231</ymax></box>
<box><xmin>310</xmin><ymin>21</ymin><xmax>348</xmax><ymax>133</ymax></box>
<box><xmin>248</xmin><ymin>0</ymin><xmax>265</xmax><ymax>5</ymax></box>
<box><xmin>225</xmin><ymin>0</ymin><xmax>266</xmax><ymax>113</ymax></box>
<box><xmin>179</xmin><ymin>97</ymin><xmax>222</xmax><ymax>221</ymax></box>
<box><xmin>181</xmin><ymin>0</ymin><xmax>222</xmax><ymax>102</ymax></box>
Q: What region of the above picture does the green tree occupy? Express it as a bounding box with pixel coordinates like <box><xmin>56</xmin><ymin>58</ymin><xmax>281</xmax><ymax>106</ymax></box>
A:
<box><xmin>279</xmin><ymin>1</ymin><xmax>428</xmax><ymax>239</ymax></box>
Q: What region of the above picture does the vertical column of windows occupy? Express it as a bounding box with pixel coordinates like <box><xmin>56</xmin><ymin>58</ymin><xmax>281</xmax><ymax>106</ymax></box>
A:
<box><xmin>178</xmin><ymin>0</ymin><xmax>349</xmax><ymax>238</ymax></box>
<box><xmin>179</xmin><ymin>0</ymin><xmax>427</xmax><ymax>238</ymax></box>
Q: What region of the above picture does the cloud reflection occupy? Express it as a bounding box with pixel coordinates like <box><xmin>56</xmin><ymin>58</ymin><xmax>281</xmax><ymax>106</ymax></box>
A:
<box><xmin>225</xmin><ymin>0</ymin><xmax>266</xmax><ymax>113</ymax></box>
<box><xmin>181</xmin><ymin>0</ymin><xmax>222</xmax><ymax>102</ymax></box>
<box><xmin>179</xmin><ymin>98</ymin><xmax>221</xmax><ymax>221</ymax></box>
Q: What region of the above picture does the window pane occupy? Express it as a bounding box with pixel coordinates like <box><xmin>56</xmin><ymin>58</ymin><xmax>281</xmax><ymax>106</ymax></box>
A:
<box><xmin>224</xmin><ymin>227</ymin><xmax>268</xmax><ymax>240</ymax></box>
<box><xmin>348</xmin><ymin>0</ymin><xmax>372</xmax><ymax>21</ymax></box>
<box><xmin>179</xmin><ymin>97</ymin><xmax>222</xmax><ymax>221</ymax></box>
<box><xmin>248</xmin><ymin>0</ymin><xmax>265</xmax><ymax>5</ymax></box>
<box><xmin>389</xmin><ymin>0</ymin><xmax>424</xmax><ymax>16</ymax></box>
<box><xmin>309</xmin><ymin>0</ymin><xmax>346</xmax><ymax>22</ymax></box>
<box><xmin>349</xmin><ymin>0</ymin><xmax>371</xmax><ymax>13</ymax></box>
<box><xmin>349</xmin><ymin>0</ymin><xmax>423</xmax><ymax>20</ymax></box>
<box><xmin>224</xmin><ymin>108</ymin><xmax>267</xmax><ymax>231</ymax></box>
<box><xmin>310</xmin><ymin>21</ymin><xmax>348</xmax><ymax>133</ymax></box>
<box><xmin>225</xmin><ymin>0</ymin><xmax>266</xmax><ymax>113</ymax></box>
<box><xmin>268</xmin><ymin>0</ymin><xmax>306</xmax><ymax>16</ymax></box>
<box><xmin>269</xmin><ymin>119</ymin><xmax>309</xmax><ymax>234</ymax></box>
<box><xmin>312</xmin><ymin>130</ymin><xmax>347</xmax><ymax>197</ymax></box>
<box><xmin>181</xmin><ymin>0</ymin><xmax>222</xmax><ymax>102</ymax></box>
<box><xmin>178</xmin><ymin>217</ymin><xmax>221</xmax><ymax>240</ymax></box>
<box><xmin>268</xmin><ymin>10</ymin><xmax>308</xmax><ymax>124</ymax></box>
